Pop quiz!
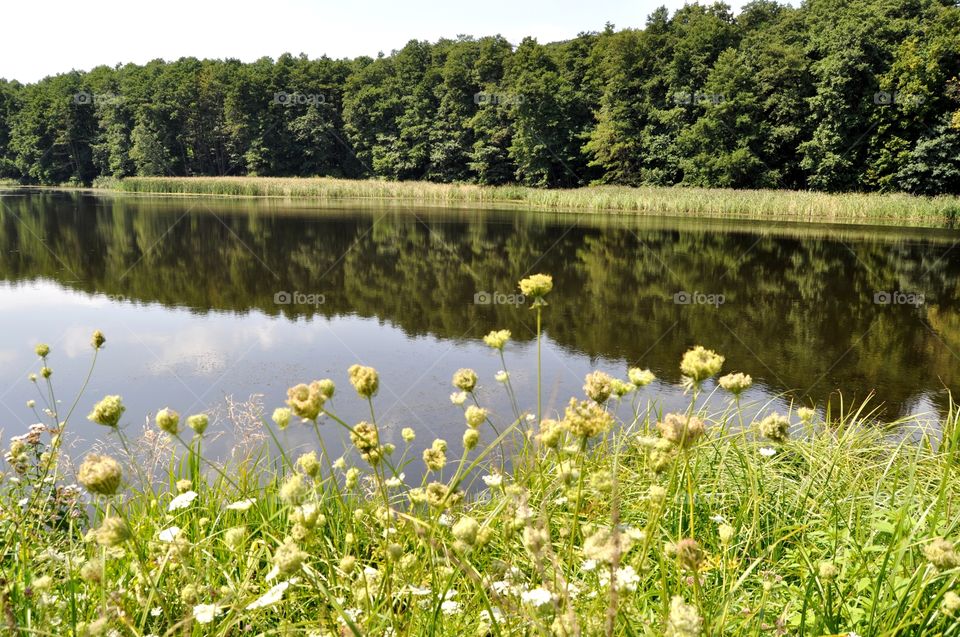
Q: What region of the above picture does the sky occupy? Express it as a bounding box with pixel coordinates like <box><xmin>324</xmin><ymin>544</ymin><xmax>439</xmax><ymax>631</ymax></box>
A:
<box><xmin>1</xmin><ymin>0</ymin><xmax>755</xmax><ymax>83</ymax></box>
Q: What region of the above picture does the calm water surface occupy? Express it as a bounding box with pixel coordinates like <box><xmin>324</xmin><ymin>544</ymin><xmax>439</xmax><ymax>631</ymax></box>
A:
<box><xmin>1</xmin><ymin>189</ymin><xmax>957</xmax><ymax>464</ymax></box>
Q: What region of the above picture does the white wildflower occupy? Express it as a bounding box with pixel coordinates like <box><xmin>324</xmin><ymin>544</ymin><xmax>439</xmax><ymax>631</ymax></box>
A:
<box><xmin>225</xmin><ymin>498</ymin><xmax>255</xmax><ymax>511</ymax></box>
<box><xmin>168</xmin><ymin>490</ymin><xmax>198</xmax><ymax>511</ymax></box>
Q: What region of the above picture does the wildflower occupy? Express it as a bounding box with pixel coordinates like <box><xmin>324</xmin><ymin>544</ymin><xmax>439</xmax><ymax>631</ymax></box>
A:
<box><xmin>758</xmin><ymin>413</ymin><xmax>790</xmax><ymax>443</ymax></box>
<box><xmin>648</xmin><ymin>484</ymin><xmax>667</xmax><ymax>507</ymax></box>
<box><xmin>562</xmin><ymin>398</ymin><xmax>613</xmax><ymax>439</ymax></box>
<box><xmin>450</xmin><ymin>391</ymin><xmax>468</xmax><ymax>406</ymax></box>
<box><xmin>657</xmin><ymin>413</ymin><xmax>706</xmax><ymax>449</ymax></box>
<box><xmin>520</xmin><ymin>587</ymin><xmax>554</xmax><ymax>608</ymax></box>
<box><xmin>297</xmin><ymin>451</ymin><xmax>321</xmax><ymax>477</ymax></box>
<box><xmin>80</xmin><ymin>558</ymin><xmax>102</xmax><ymax>583</ymax></box>
<box><xmin>441</xmin><ymin>600</ymin><xmax>462</xmax><ymax>615</ymax></box>
<box><xmin>425</xmin><ymin>481</ymin><xmax>451</xmax><ymax>508</ymax></box>
<box><xmin>718</xmin><ymin>372</ymin><xmax>752</xmax><ymax>396</ymax></box>
<box><xmin>345</xmin><ymin>467</ymin><xmax>360</xmax><ymax>489</ymax></box>
<box><xmin>599</xmin><ymin>565</ymin><xmax>641</xmax><ymax>592</ymax></box>
<box><xmin>819</xmin><ymin>561</ymin><xmax>839</xmax><ymax>581</ymax></box>
<box><xmin>339</xmin><ymin>555</ymin><xmax>356</xmax><ymax>574</ymax></box>
<box><xmin>26</xmin><ymin>400</ymin><xmax>35</xmax><ymax>409</ymax></box>
<box><xmin>77</xmin><ymin>454</ymin><xmax>122</xmax><ymax>496</ymax></box>
<box><xmin>317</xmin><ymin>379</ymin><xmax>335</xmax><ymax>400</ymax></box>
<box><xmin>522</xmin><ymin>525</ymin><xmax>550</xmax><ymax>558</ymax></box>
<box><xmin>452</xmin><ymin>516</ymin><xmax>480</xmax><ymax>546</ymax></box>
<box><xmin>155</xmin><ymin>408</ymin><xmax>179</xmax><ymax>435</ymax></box>
<box><xmin>273</xmin><ymin>538</ymin><xmax>307</xmax><ymax>576</ymax></box>
<box><xmin>758</xmin><ymin>447</ymin><xmax>777</xmax><ymax>457</ymax></box>
<box><xmin>581</xmin><ymin>371</ymin><xmax>613</xmax><ymax>404</ymax></box>
<box><xmin>402</xmin><ymin>427</ymin><xmax>416</xmax><ymax>442</ymax></box>
<box><xmin>224</xmin><ymin>527</ymin><xmax>245</xmax><ymax>550</ymax></box>
<box><xmin>484</xmin><ymin>329</ymin><xmax>511</xmax><ymax>350</ymax></box>
<box><xmin>246</xmin><ymin>579</ymin><xmax>296</xmax><ymax>610</ymax></box>
<box><xmin>176</xmin><ymin>479</ymin><xmax>192</xmax><ymax>493</ymax></box>
<box><xmin>538</xmin><ymin>418</ymin><xmax>565</xmax><ymax>448</ymax></box>
<box><xmin>479</xmin><ymin>608</ymin><xmax>505</xmax><ymax>634</ymax></box>
<box><xmin>225</xmin><ymin>498</ymin><xmax>255</xmax><ymax>511</ymax></box>
<box><xmin>518</xmin><ymin>273</ymin><xmax>553</xmax><ymax>300</ymax></box>
<box><xmin>348</xmin><ymin>364</ymin><xmax>379</xmax><ymax>398</ymax></box>
<box><xmin>718</xmin><ymin>524</ymin><xmax>735</xmax><ymax>545</ymax></box>
<box><xmin>28</xmin><ymin>373</ymin><xmax>37</xmax><ymax>382</ymax></box>
<box><xmin>385</xmin><ymin>474</ymin><xmax>404</xmax><ymax>488</ymax></box>
<box><xmin>679</xmin><ymin>346</ymin><xmax>724</xmax><ymax>383</ymax></box>
<box><xmin>797</xmin><ymin>406</ymin><xmax>816</xmax><ymax>422</ymax></box>
<box><xmin>463</xmin><ymin>428</ymin><xmax>480</xmax><ymax>450</ymax></box>
<box><xmin>292</xmin><ymin>503</ymin><xmax>324</xmax><ymax>529</ymax></box>
<box><xmin>924</xmin><ymin>538</ymin><xmax>960</xmax><ymax>570</ymax></box>
<box><xmin>482</xmin><ymin>474</ymin><xmax>503</xmax><ymax>488</ymax></box>
<box><xmin>628</xmin><ymin>367</ymin><xmax>655</xmax><ymax>387</ymax></box>
<box><xmin>287</xmin><ymin>382</ymin><xmax>325</xmax><ymax>421</ymax></box>
<box><xmin>91</xmin><ymin>330</ymin><xmax>106</xmax><ymax>350</ymax></box>
<box><xmin>670</xmin><ymin>538</ymin><xmax>705</xmax><ymax>571</ymax></box>
<box><xmin>272</xmin><ymin>407</ymin><xmax>292</xmax><ymax>430</ymax></box>
<box><xmin>943</xmin><ymin>591</ymin><xmax>960</xmax><ymax>615</ymax></box>
<box><xmin>465</xmin><ymin>405</ymin><xmax>487</xmax><ymax>428</ymax></box>
<box><xmin>495</xmin><ymin>370</ymin><xmax>509</xmax><ymax>383</ymax></box>
<box><xmin>666</xmin><ymin>596</ymin><xmax>703</xmax><ymax>637</ymax></box>
<box><xmin>350</xmin><ymin>421</ymin><xmax>382</xmax><ymax>464</ymax></box>
<box><xmin>649</xmin><ymin>439</ymin><xmax>676</xmax><ymax>472</ymax></box>
<box><xmin>423</xmin><ymin>439</ymin><xmax>447</xmax><ymax>471</ymax></box>
<box><xmin>41</xmin><ymin>366</ymin><xmax>52</xmax><ymax>378</ymax></box>
<box><xmin>186</xmin><ymin>413</ymin><xmax>208</xmax><ymax>435</ymax></box>
<box><xmin>35</xmin><ymin>343</ymin><xmax>50</xmax><ymax>358</ymax></box>
<box><xmin>583</xmin><ymin>527</ymin><xmax>635</xmax><ymax>564</ymax></box>
<box><xmin>280</xmin><ymin>474</ymin><xmax>308</xmax><ymax>504</ymax></box>
<box><xmin>610</xmin><ymin>378</ymin><xmax>633</xmax><ymax>398</ymax></box>
<box><xmin>88</xmin><ymin>395</ymin><xmax>125</xmax><ymax>428</ymax></box>
<box><xmin>168</xmin><ymin>490</ymin><xmax>198</xmax><ymax>511</ymax></box>
<box><xmin>94</xmin><ymin>517</ymin><xmax>130</xmax><ymax>547</ymax></box>
<box><xmin>192</xmin><ymin>604</ymin><xmax>222</xmax><ymax>625</ymax></box>
<box><xmin>333</xmin><ymin>456</ymin><xmax>347</xmax><ymax>471</ymax></box>
<box><xmin>453</xmin><ymin>368</ymin><xmax>478</xmax><ymax>392</ymax></box>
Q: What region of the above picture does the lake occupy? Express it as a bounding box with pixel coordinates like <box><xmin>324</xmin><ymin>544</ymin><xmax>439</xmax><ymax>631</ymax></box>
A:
<box><xmin>0</xmin><ymin>189</ymin><xmax>957</xmax><ymax>465</ymax></box>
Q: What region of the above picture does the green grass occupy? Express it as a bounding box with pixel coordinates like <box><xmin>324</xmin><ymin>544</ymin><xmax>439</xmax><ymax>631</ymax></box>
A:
<box><xmin>104</xmin><ymin>176</ymin><xmax>960</xmax><ymax>227</ymax></box>
<box><xmin>2</xmin><ymin>278</ymin><xmax>960</xmax><ymax>636</ymax></box>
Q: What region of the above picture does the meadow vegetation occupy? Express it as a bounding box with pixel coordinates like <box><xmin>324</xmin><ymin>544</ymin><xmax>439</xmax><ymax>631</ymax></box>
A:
<box><xmin>1</xmin><ymin>275</ymin><xmax>959</xmax><ymax>636</ymax></box>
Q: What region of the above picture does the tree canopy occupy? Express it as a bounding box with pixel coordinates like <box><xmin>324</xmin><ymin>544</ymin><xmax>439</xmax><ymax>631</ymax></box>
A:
<box><xmin>1</xmin><ymin>0</ymin><xmax>958</xmax><ymax>193</ymax></box>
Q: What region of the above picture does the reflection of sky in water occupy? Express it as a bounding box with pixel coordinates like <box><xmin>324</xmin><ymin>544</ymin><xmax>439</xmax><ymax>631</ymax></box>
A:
<box><xmin>0</xmin><ymin>279</ymin><xmax>815</xmax><ymax>468</ymax></box>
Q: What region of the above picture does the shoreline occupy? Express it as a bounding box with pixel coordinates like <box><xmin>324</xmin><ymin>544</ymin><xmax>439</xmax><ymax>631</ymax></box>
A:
<box><xmin>5</xmin><ymin>176</ymin><xmax>960</xmax><ymax>228</ymax></box>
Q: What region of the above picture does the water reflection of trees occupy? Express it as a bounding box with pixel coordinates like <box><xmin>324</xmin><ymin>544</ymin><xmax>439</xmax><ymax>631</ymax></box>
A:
<box><xmin>2</xmin><ymin>190</ymin><xmax>960</xmax><ymax>415</ymax></box>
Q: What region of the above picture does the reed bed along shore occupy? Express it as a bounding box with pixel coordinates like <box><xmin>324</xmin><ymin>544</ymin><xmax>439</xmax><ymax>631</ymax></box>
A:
<box><xmin>102</xmin><ymin>176</ymin><xmax>960</xmax><ymax>226</ymax></box>
<box><xmin>2</xmin><ymin>275</ymin><xmax>960</xmax><ymax>636</ymax></box>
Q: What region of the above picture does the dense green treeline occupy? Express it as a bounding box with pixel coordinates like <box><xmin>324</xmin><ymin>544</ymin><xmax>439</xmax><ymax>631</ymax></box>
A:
<box><xmin>1</xmin><ymin>0</ymin><xmax>959</xmax><ymax>193</ymax></box>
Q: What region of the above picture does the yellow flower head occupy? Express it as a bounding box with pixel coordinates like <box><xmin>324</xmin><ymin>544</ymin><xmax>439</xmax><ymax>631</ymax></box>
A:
<box><xmin>680</xmin><ymin>346</ymin><xmax>724</xmax><ymax>383</ymax></box>
<box><xmin>348</xmin><ymin>365</ymin><xmax>379</xmax><ymax>399</ymax></box>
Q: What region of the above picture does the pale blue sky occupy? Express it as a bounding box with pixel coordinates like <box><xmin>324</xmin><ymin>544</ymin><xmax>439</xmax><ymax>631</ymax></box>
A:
<box><xmin>2</xmin><ymin>0</ymin><xmax>757</xmax><ymax>83</ymax></box>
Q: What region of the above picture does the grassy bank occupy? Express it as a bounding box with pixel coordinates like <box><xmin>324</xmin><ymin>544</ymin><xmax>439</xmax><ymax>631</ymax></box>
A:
<box><xmin>107</xmin><ymin>176</ymin><xmax>960</xmax><ymax>226</ymax></box>
<box><xmin>3</xmin><ymin>276</ymin><xmax>960</xmax><ymax>636</ymax></box>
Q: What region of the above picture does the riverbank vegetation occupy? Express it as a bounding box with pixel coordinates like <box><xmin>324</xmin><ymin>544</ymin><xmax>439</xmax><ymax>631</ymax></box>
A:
<box><xmin>107</xmin><ymin>176</ymin><xmax>960</xmax><ymax>224</ymax></box>
<box><xmin>1</xmin><ymin>276</ymin><xmax>959</xmax><ymax>635</ymax></box>
<box><xmin>1</xmin><ymin>0</ymin><xmax>958</xmax><ymax>194</ymax></box>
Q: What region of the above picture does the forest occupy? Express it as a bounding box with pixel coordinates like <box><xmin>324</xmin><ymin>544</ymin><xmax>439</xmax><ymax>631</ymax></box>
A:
<box><xmin>0</xmin><ymin>0</ymin><xmax>958</xmax><ymax>194</ymax></box>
